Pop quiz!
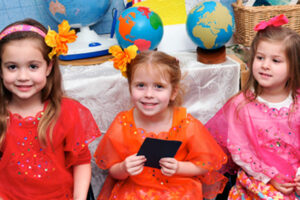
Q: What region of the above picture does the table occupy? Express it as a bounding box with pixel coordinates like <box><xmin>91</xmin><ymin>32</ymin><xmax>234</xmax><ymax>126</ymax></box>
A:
<box><xmin>59</xmin><ymin>51</ymin><xmax>241</xmax><ymax>198</ymax></box>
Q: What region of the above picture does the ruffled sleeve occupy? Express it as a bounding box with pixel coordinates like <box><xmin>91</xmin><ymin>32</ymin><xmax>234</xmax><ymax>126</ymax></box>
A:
<box><xmin>94</xmin><ymin>112</ymin><xmax>127</xmax><ymax>170</ymax></box>
<box><xmin>185</xmin><ymin>116</ymin><xmax>227</xmax><ymax>170</ymax></box>
<box><xmin>205</xmin><ymin>100</ymin><xmax>239</xmax><ymax>175</ymax></box>
<box><xmin>184</xmin><ymin>115</ymin><xmax>228</xmax><ymax>198</ymax></box>
<box><xmin>60</xmin><ymin>98</ymin><xmax>101</xmax><ymax>168</ymax></box>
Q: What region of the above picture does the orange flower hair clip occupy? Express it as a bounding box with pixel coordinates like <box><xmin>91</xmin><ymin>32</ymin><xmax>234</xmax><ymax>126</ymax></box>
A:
<box><xmin>109</xmin><ymin>45</ymin><xmax>138</xmax><ymax>78</ymax></box>
<box><xmin>45</xmin><ymin>20</ymin><xmax>77</xmax><ymax>59</ymax></box>
<box><xmin>254</xmin><ymin>14</ymin><xmax>289</xmax><ymax>31</ymax></box>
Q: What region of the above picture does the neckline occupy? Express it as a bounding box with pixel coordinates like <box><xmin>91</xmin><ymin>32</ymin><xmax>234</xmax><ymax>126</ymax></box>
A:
<box><xmin>8</xmin><ymin>101</ymin><xmax>48</xmax><ymax>127</ymax></box>
<box><xmin>257</xmin><ymin>93</ymin><xmax>292</xmax><ymax>110</ymax></box>
<box><xmin>128</xmin><ymin>107</ymin><xmax>187</xmax><ymax>136</ymax></box>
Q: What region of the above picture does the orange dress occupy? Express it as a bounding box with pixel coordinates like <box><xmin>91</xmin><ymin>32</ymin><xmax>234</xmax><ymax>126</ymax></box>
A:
<box><xmin>94</xmin><ymin>107</ymin><xmax>227</xmax><ymax>200</ymax></box>
<box><xmin>0</xmin><ymin>98</ymin><xmax>101</xmax><ymax>200</ymax></box>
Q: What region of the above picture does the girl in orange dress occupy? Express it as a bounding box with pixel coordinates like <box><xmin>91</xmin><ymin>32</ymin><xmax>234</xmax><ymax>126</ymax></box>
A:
<box><xmin>0</xmin><ymin>19</ymin><xmax>101</xmax><ymax>199</ymax></box>
<box><xmin>94</xmin><ymin>46</ymin><xmax>227</xmax><ymax>200</ymax></box>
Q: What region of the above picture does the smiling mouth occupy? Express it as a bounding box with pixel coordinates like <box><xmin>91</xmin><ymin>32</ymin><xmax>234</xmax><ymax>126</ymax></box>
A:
<box><xmin>16</xmin><ymin>85</ymin><xmax>32</xmax><ymax>91</ymax></box>
<box><xmin>259</xmin><ymin>72</ymin><xmax>272</xmax><ymax>77</ymax></box>
<box><xmin>141</xmin><ymin>102</ymin><xmax>158</xmax><ymax>106</ymax></box>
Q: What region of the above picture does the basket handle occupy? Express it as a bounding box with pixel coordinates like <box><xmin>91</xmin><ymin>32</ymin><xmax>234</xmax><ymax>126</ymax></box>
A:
<box><xmin>236</xmin><ymin>0</ymin><xmax>243</xmax><ymax>6</ymax></box>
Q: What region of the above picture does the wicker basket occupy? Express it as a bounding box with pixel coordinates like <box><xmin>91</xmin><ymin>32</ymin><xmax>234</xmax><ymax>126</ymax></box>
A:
<box><xmin>232</xmin><ymin>0</ymin><xmax>300</xmax><ymax>46</ymax></box>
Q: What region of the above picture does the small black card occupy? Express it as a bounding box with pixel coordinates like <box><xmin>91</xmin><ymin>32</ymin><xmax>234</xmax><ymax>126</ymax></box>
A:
<box><xmin>137</xmin><ymin>137</ymin><xmax>182</xmax><ymax>169</ymax></box>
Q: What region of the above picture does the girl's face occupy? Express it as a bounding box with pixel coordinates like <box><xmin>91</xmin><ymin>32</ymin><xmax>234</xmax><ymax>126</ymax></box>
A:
<box><xmin>130</xmin><ymin>65</ymin><xmax>177</xmax><ymax>119</ymax></box>
<box><xmin>252</xmin><ymin>40</ymin><xmax>290</xmax><ymax>94</ymax></box>
<box><xmin>1</xmin><ymin>39</ymin><xmax>52</xmax><ymax>104</ymax></box>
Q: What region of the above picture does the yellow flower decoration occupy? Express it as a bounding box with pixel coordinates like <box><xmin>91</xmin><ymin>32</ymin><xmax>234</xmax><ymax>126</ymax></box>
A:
<box><xmin>45</xmin><ymin>20</ymin><xmax>77</xmax><ymax>59</ymax></box>
<box><xmin>109</xmin><ymin>45</ymin><xmax>138</xmax><ymax>78</ymax></box>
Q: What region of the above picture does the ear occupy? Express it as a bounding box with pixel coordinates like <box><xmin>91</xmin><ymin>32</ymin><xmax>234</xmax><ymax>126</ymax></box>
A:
<box><xmin>46</xmin><ymin>60</ymin><xmax>54</xmax><ymax>76</ymax></box>
<box><xmin>171</xmin><ymin>85</ymin><xmax>179</xmax><ymax>101</ymax></box>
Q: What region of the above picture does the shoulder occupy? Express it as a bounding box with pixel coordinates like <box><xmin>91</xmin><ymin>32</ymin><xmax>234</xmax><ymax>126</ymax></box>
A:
<box><xmin>112</xmin><ymin>109</ymin><xmax>133</xmax><ymax>123</ymax></box>
<box><xmin>174</xmin><ymin>107</ymin><xmax>205</xmax><ymax>128</ymax></box>
<box><xmin>227</xmin><ymin>92</ymin><xmax>247</xmax><ymax>106</ymax></box>
<box><xmin>61</xmin><ymin>97</ymin><xmax>82</xmax><ymax>107</ymax></box>
<box><xmin>60</xmin><ymin>97</ymin><xmax>88</xmax><ymax>111</ymax></box>
<box><xmin>59</xmin><ymin>97</ymin><xmax>92</xmax><ymax>118</ymax></box>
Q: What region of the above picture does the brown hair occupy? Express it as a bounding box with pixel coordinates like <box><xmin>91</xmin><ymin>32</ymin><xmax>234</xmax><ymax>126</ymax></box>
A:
<box><xmin>126</xmin><ymin>50</ymin><xmax>184</xmax><ymax>107</ymax></box>
<box><xmin>242</xmin><ymin>26</ymin><xmax>300</xmax><ymax>102</ymax></box>
<box><xmin>0</xmin><ymin>18</ymin><xmax>63</xmax><ymax>148</ymax></box>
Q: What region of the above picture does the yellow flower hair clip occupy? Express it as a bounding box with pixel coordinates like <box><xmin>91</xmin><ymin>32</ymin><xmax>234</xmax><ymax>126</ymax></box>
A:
<box><xmin>109</xmin><ymin>45</ymin><xmax>138</xmax><ymax>78</ymax></box>
<box><xmin>45</xmin><ymin>20</ymin><xmax>77</xmax><ymax>59</ymax></box>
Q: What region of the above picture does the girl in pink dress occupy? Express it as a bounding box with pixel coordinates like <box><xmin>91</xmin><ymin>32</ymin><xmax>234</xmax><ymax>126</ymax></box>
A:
<box><xmin>206</xmin><ymin>14</ymin><xmax>300</xmax><ymax>199</ymax></box>
<box><xmin>0</xmin><ymin>19</ymin><xmax>101</xmax><ymax>199</ymax></box>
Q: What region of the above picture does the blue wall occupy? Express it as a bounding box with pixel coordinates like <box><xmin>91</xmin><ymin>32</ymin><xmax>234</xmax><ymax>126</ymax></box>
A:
<box><xmin>0</xmin><ymin>0</ymin><xmax>125</xmax><ymax>34</ymax></box>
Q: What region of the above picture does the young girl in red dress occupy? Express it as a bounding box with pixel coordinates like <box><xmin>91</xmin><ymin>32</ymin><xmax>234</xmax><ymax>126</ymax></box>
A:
<box><xmin>94</xmin><ymin>45</ymin><xmax>228</xmax><ymax>199</ymax></box>
<box><xmin>0</xmin><ymin>18</ymin><xmax>101</xmax><ymax>200</ymax></box>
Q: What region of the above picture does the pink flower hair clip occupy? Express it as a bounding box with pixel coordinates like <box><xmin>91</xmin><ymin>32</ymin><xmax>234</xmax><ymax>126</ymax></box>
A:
<box><xmin>254</xmin><ymin>14</ymin><xmax>289</xmax><ymax>31</ymax></box>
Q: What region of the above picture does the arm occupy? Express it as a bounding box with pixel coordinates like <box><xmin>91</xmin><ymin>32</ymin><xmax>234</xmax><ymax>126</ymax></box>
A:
<box><xmin>73</xmin><ymin>163</ymin><xmax>91</xmax><ymax>200</ymax></box>
<box><xmin>159</xmin><ymin>158</ymin><xmax>208</xmax><ymax>177</ymax></box>
<box><xmin>109</xmin><ymin>154</ymin><xmax>146</xmax><ymax>180</ymax></box>
<box><xmin>295</xmin><ymin>174</ymin><xmax>300</xmax><ymax>196</ymax></box>
<box><xmin>295</xmin><ymin>167</ymin><xmax>300</xmax><ymax>196</ymax></box>
<box><xmin>269</xmin><ymin>178</ymin><xmax>295</xmax><ymax>195</ymax></box>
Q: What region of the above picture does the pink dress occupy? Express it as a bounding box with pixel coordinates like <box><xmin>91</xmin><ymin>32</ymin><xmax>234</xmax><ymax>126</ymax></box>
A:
<box><xmin>205</xmin><ymin>91</ymin><xmax>300</xmax><ymax>199</ymax></box>
<box><xmin>0</xmin><ymin>98</ymin><xmax>101</xmax><ymax>200</ymax></box>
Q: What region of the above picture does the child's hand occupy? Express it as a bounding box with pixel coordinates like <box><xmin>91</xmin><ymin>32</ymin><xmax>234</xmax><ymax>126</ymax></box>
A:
<box><xmin>295</xmin><ymin>175</ymin><xmax>300</xmax><ymax>196</ymax></box>
<box><xmin>122</xmin><ymin>154</ymin><xmax>146</xmax><ymax>176</ymax></box>
<box><xmin>270</xmin><ymin>178</ymin><xmax>295</xmax><ymax>195</ymax></box>
<box><xmin>159</xmin><ymin>157</ymin><xmax>178</xmax><ymax>176</ymax></box>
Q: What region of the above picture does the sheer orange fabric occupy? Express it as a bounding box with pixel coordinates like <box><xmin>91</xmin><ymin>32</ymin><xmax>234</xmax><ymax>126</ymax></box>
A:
<box><xmin>94</xmin><ymin>107</ymin><xmax>227</xmax><ymax>199</ymax></box>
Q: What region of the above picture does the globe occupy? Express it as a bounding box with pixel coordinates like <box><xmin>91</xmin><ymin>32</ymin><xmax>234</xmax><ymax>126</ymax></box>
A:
<box><xmin>115</xmin><ymin>6</ymin><xmax>163</xmax><ymax>51</ymax></box>
<box><xmin>43</xmin><ymin>0</ymin><xmax>118</xmax><ymax>60</ymax></box>
<box><xmin>44</xmin><ymin>0</ymin><xmax>110</xmax><ymax>28</ymax></box>
<box><xmin>186</xmin><ymin>1</ymin><xmax>234</xmax><ymax>50</ymax></box>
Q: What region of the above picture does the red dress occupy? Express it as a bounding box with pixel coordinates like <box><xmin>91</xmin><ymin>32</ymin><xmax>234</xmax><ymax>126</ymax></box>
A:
<box><xmin>0</xmin><ymin>98</ymin><xmax>101</xmax><ymax>200</ymax></box>
<box><xmin>94</xmin><ymin>107</ymin><xmax>227</xmax><ymax>200</ymax></box>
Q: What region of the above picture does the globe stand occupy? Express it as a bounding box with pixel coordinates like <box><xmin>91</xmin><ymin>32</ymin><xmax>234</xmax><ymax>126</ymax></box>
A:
<box><xmin>196</xmin><ymin>46</ymin><xmax>226</xmax><ymax>64</ymax></box>
<box><xmin>59</xmin><ymin>26</ymin><xmax>117</xmax><ymax>61</ymax></box>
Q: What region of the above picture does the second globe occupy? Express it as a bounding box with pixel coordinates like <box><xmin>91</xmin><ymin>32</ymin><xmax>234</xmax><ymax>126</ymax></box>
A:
<box><xmin>186</xmin><ymin>1</ymin><xmax>234</xmax><ymax>63</ymax></box>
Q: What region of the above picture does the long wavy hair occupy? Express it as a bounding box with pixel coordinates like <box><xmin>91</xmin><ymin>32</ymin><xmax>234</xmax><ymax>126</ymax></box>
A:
<box><xmin>126</xmin><ymin>50</ymin><xmax>184</xmax><ymax>107</ymax></box>
<box><xmin>242</xmin><ymin>26</ymin><xmax>300</xmax><ymax>103</ymax></box>
<box><xmin>0</xmin><ymin>18</ymin><xmax>63</xmax><ymax>148</ymax></box>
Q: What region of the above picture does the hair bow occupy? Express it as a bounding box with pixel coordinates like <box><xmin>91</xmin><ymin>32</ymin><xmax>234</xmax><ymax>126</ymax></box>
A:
<box><xmin>45</xmin><ymin>20</ymin><xmax>77</xmax><ymax>59</ymax></box>
<box><xmin>254</xmin><ymin>14</ymin><xmax>289</xmax><ymax>31</ymax></box>
<box><xmin>109</xmin><ymin>45</ymin><xmax>138</xmax><ymax>78</ymax></box>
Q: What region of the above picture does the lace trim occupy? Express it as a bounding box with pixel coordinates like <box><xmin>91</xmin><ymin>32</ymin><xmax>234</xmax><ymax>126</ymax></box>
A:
<box><xmin>246</xmin><ymin>90</ymin><xmax>297</xmax><ymax>119</ymax></box>
<box><xmin>229</xmin><ymin>144</ymin><xmax>278</xmax><ymax>179</ymax></box>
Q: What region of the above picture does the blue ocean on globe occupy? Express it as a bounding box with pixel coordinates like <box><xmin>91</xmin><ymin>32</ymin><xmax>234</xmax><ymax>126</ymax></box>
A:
<box><xmin>44</xmin><ymin>0</ymin><xmax>111</xmax><ymax>27</ymax></box>
<box><xmin>186</xmin><ymin>1</ymin><xmax>234</xmax><ymax>50</ymax></box>
<box><xmin>115</xmin><ymin>6</ymin><xmax>163</xmax><ymax>51</ymax></box>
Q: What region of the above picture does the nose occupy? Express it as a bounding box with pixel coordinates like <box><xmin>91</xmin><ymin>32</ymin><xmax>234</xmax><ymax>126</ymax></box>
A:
<box><xmin>261</xmin><ymin>59</ymin><xmax>270</xmax><ymax>70</ymax></box>
<box><xmin>17</xmin><ymin>68</ymin><xmax>29</xmax><ymax>81</ymax></box>
<box><xmin>145</xmin><ymin>87</ymin><xmax>154</xmax><ymax>98</ymax></box>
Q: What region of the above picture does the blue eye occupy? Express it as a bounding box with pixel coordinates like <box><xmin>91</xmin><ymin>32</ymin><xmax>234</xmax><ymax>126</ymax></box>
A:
<box><xmin>273</xmin><ymin>59</ymin><xmax>281</xmax><ymax>63</ymax></box>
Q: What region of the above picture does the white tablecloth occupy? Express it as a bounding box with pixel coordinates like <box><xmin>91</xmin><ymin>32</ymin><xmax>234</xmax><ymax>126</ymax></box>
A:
<box><xmin>59</xmin><ymin>51</ymin><xmax>240</xmax><ymax>198</ymax></box>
